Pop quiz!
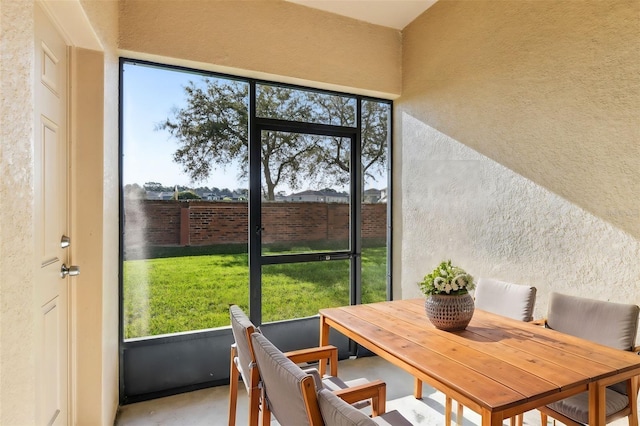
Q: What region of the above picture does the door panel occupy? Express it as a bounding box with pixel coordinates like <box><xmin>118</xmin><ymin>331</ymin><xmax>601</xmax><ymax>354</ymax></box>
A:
<box><xmin>34</xmin><ymin>5</ymin><xmax>69</xmax><ymax>425</ymax></box>
<box><xmin>256</xmin><ymin>126</ymin><xmax>357</xmax><ymax>331</ymax></box>
<box><xmin>41</xmin><ymin>299</ymin><xmax>61</xmax><ymax>424</ymax></box>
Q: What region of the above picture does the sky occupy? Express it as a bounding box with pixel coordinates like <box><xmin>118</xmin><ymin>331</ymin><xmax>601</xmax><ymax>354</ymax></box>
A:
<box><xmin>121</xmin><ymin>62</ymin><xmax>387</xmax><ymax>194</ymax></box>
<box><xmin>122</xmin><ymin>62</ymin><xmax>246</xmax><ymax>191</ymax></box>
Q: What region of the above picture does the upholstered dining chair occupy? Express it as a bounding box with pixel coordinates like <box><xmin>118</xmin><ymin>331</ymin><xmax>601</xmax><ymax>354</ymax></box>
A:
<box><xmin>228</xmin><ymin>305</ymin><xmax>387</xmax><ymax>426</ymax></box>
<box><xmin>537</xmin><ymin>292</ymin><xmax>640</xmax><ymax>426</ymax></box>
<box><xmin>250</xmin><ymin>331</ymin><xmax>413</xmax><ymax>425</ymax></box>
<box><xmin>470</xmin><ymin>279</ymin><xmax>536</xmax><ymax>426</ymax></box>
<box><xmin>415</xmin><ymin>278</ymin><xmax>537</xmax><ymax>426</ymax></box>
<box><xmin>473</xmin><ymin>278</ymin><xmax>537</xmax><ymax>322</ymax></box>
<box><xmin>228</xmin><ymin>305</ymin><xmax>262</xmax><ymax>426</ymax></box>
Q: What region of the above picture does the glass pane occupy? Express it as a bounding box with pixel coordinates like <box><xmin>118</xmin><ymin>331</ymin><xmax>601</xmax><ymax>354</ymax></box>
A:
<box><xmin>262</xmin><ymin>261</ymin><xmax>350</xmax><ymax>322</ymax></box>
<box><xmin>261</xmin><ymin>131</ymin><xmax>351</xmax><ymax>255</ymax></box>
<box><xmin>361</xmin><ymin>100</ymin><xmax>390</xmax><ymax>303</ymax></box>
<box><xmin>256</xmin><ymin>83</ymin><xmax>356</xmax><ymax>127</ymax></box>
<box><xmin>122</xmin><ymin>62</ymin><xmax>249</xmax><ymax>339</ymax></box>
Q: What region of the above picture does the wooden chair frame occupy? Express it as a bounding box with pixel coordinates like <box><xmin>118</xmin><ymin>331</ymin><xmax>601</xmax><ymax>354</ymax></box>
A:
<box><xmin>260</xmin><ymin>374</ymin><xmax>387</xmax><ymax>426</ymax></box>
<box><xmin>228</xmin><ymin>322</ymin><xmax>261</xmax><ymax>426</ymax></box>
<box><xmin>259</xmin><ymin>347</ymin><xmax>387</xmax><ymax>425</ymax></box>
<box><xmin>534</xmin><ymin>316</ymin><xmax>640</xmax><ymax>426</ymax></box>
<box><xmin>229</xmin><ymin>305</ymin><xmax>386</xmax><ymax>426</ymax></box>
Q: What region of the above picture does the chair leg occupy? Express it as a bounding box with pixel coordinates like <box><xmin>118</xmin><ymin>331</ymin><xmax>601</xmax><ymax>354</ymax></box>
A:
<box><xmin>260</xmin><ymin>387</ymin><xmax>271</xmax><ymax>426</ymax></box>
<box><xmin>540</xmin><ymin>411</ymin><xmax>547</xmax><ymax>425</ymax></box>
<box><xmin>414</xmin><ymin>377</ymin><xmax>423</xmax><ymax>399</ymax></box>
<box><xmin>517</xmin><ymin>413</ymin><xmax>523</xmax><ymax>426</ymax></box>
<box><xmin>456</xmin><ymin>402</ymin><xmax>463</xmax><ymax>426</ymax></box>
<box><xmin>228</xmin><ymin>349</ymin><xmax>239</xmax><ymax>426</ymax></box>
<box><xmin>248</xmin><ymin>384</ymin><xmax>261</xmax><ymax>426</ymax></box>
<box><xmin>445</xmin><ymin>396</ymin><xmax>452</xmax><ymax>426</ymax></box>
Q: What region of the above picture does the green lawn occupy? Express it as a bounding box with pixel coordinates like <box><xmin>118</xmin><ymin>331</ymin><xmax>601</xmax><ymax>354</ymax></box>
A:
<box><xmin>123</xmin><ymin>247</ymin><xmax>387</xmax><ymax>339</ymax></box>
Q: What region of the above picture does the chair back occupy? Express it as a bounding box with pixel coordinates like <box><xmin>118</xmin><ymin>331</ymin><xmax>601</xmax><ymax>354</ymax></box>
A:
<box><xmin>250</xmin><ymin>332</ymin><xmax>321</xmax><ymax>425</ymax></box>
<box><xmin>230</xmin><ymin>305</ymin><xmax>258</xmax><ymax>389</ymax></box>
<box><xmin>250</xmin><ymin>332</ymin><xmax>411</xmax><ymax>426</ymax></box>
<box><xmin>474</xmin><ymin>278</ymin><xmax>537</xmax><ymax>322</ymax></box>
<box><xmin>546</xmin><ymin>292</ymin><xmax>639</xmax><ymax>351</ymax></box>
<box><xmin>317</xmin><ymin>389</ymin><xmax>379</xmax><ymax>426</ymax></box>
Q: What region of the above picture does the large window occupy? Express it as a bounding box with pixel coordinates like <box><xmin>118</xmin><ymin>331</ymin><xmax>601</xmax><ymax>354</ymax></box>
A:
<box><xmin>120</xmin><ymin>61</ymin><xmax>391</xmax><ymax>339</ymax></box>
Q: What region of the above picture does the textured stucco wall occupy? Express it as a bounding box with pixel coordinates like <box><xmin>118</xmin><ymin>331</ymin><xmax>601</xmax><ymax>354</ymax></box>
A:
<box><xmin>0</xmin><ymin>2</ymin><xmax>36</xmax><ymax>424</ymax></box>
<box><xmin>0</xmin><ymin>0</ymin><xmax>119</xmax><ymax>424</ymax></box>
<box><xmin>397</xmin><ymin>0</ymin><xmax>640</xmax><ymax>321</ymax></box>
<box><xmin>119</xmin><ymin>0</ymin><xmax>402</xmax><ymax>98</ymax></box>
<box><xmin>77</xmin><ymin>1</ymin><xmax>120</xmax><ymax>424</ymax></box>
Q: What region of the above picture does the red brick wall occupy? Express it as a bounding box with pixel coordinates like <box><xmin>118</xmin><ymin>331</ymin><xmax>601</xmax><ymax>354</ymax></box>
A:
<box><xmin>124</xmin><ymin>200</ymin><xmax>182</xmax><ymax>246</ymax></box>
<box><xmin>188</xmin><ymin>203</ymin><xmax>249</xmax><ymax>245</ymax></box>
<box><xmin>124</xmin><ymin>200</ymin><xmax>386</xmax><ymax>247</ymax></box>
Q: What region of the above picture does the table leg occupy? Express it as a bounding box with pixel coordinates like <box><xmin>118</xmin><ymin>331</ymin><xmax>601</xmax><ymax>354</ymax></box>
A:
<box><xmin>445</xmin><ymin>395</ymin><xmax>452</xmax><ymax>426</ymax></box>
<box><xmin>319</xmin><ymin>315</ymin><xmax>330</xmax><ymax>377</ymax></box>
<box><xmin>629</xmin><ymin>376</ymin><xmax>639</xmax><ymax>426</ymax></box>
<box><xmin>413</xmin><ymin>378</ymin><xmax>422</xmax><ymax>399</ymax></box>
<box><xmin>481</xmin><ymin>408</ymin><xmax>504</xmax><ymax>426</ymax></box>
<box><xmin>587</xmin><ymin>381</ymin><xmax>604</xmax><ymax>426</ymax></box>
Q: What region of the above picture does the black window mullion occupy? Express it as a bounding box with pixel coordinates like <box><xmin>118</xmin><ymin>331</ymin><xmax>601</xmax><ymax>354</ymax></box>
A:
<box><xmin>248</xmin><ymin>81</ymin><xmax>262</xmax><ymax>326</ymax></box>
<box><xmin>351</xmin><ymin>99</ymin><xmax>363</xmax><ymax>306</ymax></box>
<box><xmin>386</xmin><ymin>105</ymin><xmax>393</xmax><ymax>300</ymax></box>
<box><xmin>255</xmin><ymin>116</ymin><xmax>356</xmax><ymax>138</ymax></box>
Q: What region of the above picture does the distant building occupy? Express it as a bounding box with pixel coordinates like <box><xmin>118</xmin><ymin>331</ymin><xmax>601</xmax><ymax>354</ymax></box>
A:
<box><xmin>281</xmin><ymin>189</ymin><xmax>349</xmax><ymax>203</ymax></box>
<box><xmin>363</xmin><ymin>188</ymin><xmax>382</xmax><ymax>203</ymax></box>
<box><xmin>145</xmin><ymin>191</ymin><xmax>175</xmax><ymax>200</ymax></box>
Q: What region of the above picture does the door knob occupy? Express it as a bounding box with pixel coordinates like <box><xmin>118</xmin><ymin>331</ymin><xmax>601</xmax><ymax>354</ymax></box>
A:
<box><xmin>60</xmin><ymin>264</ymin><xmax>80</xmax><ymax>278</ymax></box>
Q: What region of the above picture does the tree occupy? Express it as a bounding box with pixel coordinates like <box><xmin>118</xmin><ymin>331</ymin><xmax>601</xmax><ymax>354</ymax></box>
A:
<box><xmin>176</xmin><ymin>190</ymin><xmax>201</xmax><ymax>200</ymax></box>
<box><xmin>302</xmin><ymin>97</ymin><xmax>389</xmax><ymax>192</ymax></box>
<box><xmin>159</xmin><ymin>79</ymin><xmax>389</xmax><ymax>200</ymax></box>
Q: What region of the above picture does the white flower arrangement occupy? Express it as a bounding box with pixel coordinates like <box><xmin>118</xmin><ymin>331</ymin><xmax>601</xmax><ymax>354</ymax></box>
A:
<box><xmin>418</xmin><ymin>260</ymin><xmax>475</xmax><ymax>296</ymax></box>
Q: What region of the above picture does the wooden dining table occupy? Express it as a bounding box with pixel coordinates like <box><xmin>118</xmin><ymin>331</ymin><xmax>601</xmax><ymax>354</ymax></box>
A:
<box><xmin>319</xmin><ymin>299</ymin><xmax>640</xmax><ymax>426</ymax></box>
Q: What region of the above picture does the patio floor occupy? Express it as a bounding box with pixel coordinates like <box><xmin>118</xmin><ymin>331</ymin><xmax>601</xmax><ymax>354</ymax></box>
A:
<box><xmin>114</xmin><ymin>355</ymin><xmax>637</xmax><ymax>425</ymax></box>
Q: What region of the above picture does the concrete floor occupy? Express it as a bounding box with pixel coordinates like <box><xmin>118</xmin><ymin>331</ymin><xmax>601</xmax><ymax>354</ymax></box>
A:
<box><xmin>114</xmin><ymin>355</ymin><xmax>638</xmax><ymax>426</ymax></box>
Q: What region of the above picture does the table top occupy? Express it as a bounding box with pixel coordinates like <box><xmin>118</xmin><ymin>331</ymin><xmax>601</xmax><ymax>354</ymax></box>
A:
<box><xmin>319</xmin><ymin>298</ymin><xmax>640</xmax><ymax>416</ymax></box>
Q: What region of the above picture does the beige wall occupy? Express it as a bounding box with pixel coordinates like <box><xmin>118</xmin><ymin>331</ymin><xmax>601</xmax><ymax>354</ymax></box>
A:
<box><xmin>0</xmin><ymin>2</ymin><xmax>37</xmax><ymax>424</ymax></box>
<box><xmin>2</xmin><ymin>1</ymin><xmax>397</xmax><ymax>423</ymax></box>
<box><xmin>396</xmin><ymin>0</ymin><xmax>640</xmax><ymax>319</ymax></box>
<box><xmin>78</xmin><ymin>1</ymin><xmax>121</xmax><ymax>424</ymax></box>
<box><xmin>0</xmin><ymin>0</ymin><xmax>119</xmax><ymax>424</ymax></box>
<box><xmin>119</xmin><ymin>0</ymin><xmax>402</xmax><ymax>98</ymax></box>
<box><xmin>2</xmin><ymin>0</ymin><xmax>639</xmax><ymax>423</ymax></box>
<box><xmin>70</xmin><ymin>47</ymin><xmax>109</xmax><ymax>426</ymax></box>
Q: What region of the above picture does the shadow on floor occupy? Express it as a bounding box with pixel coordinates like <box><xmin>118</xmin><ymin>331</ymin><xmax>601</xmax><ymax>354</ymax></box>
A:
<box><xmin>115</xmin><ymin>355</ymin><xmax>635</xmax><ymax>426</ymax></box>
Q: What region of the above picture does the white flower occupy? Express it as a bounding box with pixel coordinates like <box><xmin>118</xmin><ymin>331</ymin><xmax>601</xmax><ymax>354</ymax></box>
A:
<box><xmin>418</xmin><ymin>260</ymin><xmax>475</xmax><ymax>296</ymax></box>
<box><xmin>453</xmin><ymin>274</ymin><xmax>468</xmax><ymax>289</ymax></box>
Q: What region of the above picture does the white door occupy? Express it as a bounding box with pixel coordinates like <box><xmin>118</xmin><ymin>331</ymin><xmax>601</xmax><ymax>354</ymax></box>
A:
<box><xmin>34</xmin><ymin>4</ymin><xmax>73</xmax><ymax>425</ymax></box>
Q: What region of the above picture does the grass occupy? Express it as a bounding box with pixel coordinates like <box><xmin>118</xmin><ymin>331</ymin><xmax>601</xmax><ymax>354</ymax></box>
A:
<box><xmin>123</xmin><ymin>246</ymin><xmax>387</xmax><ymax>339</ymax></box>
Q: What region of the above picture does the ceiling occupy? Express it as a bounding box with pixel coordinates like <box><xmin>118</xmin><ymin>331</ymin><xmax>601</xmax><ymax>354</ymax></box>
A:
<box><xmin>285</xmin><ymin>0</ymin><xmax>438</xmax><ymax>30</ymax></box>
